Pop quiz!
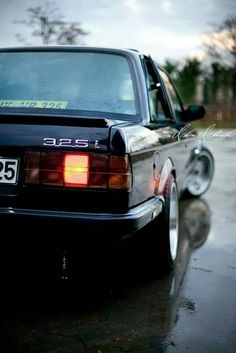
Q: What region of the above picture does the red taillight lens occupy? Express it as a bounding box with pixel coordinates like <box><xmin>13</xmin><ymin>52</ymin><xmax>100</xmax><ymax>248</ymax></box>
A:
<box><xmin>89</xmin><ymin>154</ymin><xmax>108</xmax><ymax>188</ymax></box>
<box><xmin>63</xmin><ymin>154</ymin><xmax>89</xmax><ymax>187</ymax></box>
<box><xmin>41</xmin><ymin>152</ymin><xmax>63</xmax><ymax>186</ymax></box>
<box><xmin>24</xmin><ymin>151</ymin><xmax>40</xmax><ymax>184</ymax></box>
<box><xmin>25</xmin><ymin>151</ymin><xmax>132</xmax><ymax>190</ymax></box>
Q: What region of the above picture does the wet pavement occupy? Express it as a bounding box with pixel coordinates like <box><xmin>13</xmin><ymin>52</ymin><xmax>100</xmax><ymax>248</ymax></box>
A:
<box><xmin>1</xmin><ymin>133</ymin><xmax>236</xmax><ymax>353</ymax></box>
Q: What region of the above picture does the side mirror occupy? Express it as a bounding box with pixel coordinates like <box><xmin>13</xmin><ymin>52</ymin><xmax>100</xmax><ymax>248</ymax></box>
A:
<box><xmin>182</xmin><ymin>104</ymin><xmax>206</xmax><ymax>122</ymax></box>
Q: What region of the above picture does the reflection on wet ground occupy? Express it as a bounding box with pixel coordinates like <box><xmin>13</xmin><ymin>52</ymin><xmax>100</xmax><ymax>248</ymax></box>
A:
<box><xmin>1</xmin><ymin>137</ymin><xmax>236</xmax><ymax>353</ymax></box>
<box><xmin>0</xmin><ymin>198</ymin><xmax>215</xmax><ymax>353</ymax></box>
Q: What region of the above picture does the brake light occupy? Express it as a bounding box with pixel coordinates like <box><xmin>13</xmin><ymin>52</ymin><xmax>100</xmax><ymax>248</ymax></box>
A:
<box><xmin>63</xmin><ymin>154</ymin><xmax>89</xmax><ymax>187</ymax></box>
<box><xmin>24</xmin><ymin>151</ymin><xmax>132</xmax><ymax>190</ymax></box>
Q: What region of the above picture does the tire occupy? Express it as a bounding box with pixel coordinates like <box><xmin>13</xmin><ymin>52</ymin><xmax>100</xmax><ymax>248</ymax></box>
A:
<box><xmin>148</xmin><ymin>174</ymin><xmax>179</xmax><ymax>275</ymax></box>
<box><xmin>183</xmin><ymin>148</ymin><xmax>214</xmax><ymax>198</ymax></box>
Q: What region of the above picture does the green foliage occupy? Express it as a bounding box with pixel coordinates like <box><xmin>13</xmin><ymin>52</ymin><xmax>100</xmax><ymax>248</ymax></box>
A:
<box><xmin>162</xmin><ymin>59</ymin><xmax>178</xmax><ymax>79</ymax></box>
<box><xmin>162</xmin><ymin>16</ymin><xmax>236</xmax><ymax>106</ymax></box>
<box><xmin>176</xmin><ymin>59</ymin><xmax>201</xmax><ymax>104</ymax></box>
<box><xmin>163</xmin><ymin>58</ymin><xmax>201</xmax><ymax>104</ymax></box>
<box><xmin>202</xmin><ymin>63</ymin><xmax>236</xmax><ymax>105</ymax></box>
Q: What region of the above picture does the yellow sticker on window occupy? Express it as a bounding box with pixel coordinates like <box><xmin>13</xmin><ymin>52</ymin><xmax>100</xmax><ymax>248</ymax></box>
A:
<box><xmin>0</xmin><ymin>100</ymin><xmax>68</xmax><ymax>109</ymax></box>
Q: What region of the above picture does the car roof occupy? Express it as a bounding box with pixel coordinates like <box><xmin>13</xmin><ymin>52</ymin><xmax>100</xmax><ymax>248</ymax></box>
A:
<box><xmin>0</xmin><ymin>45</ymin><xmax>145</xmax><ymax>59</ymax></box>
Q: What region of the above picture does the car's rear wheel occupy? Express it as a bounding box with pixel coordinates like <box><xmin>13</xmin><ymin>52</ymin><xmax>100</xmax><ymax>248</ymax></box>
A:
<box><xmin>147</xmin><ymin>174</ymin><xmax>179</xmax><ymax>275</ymax></box>
<box><xmin>184</xmin><ymin>148</ymin><xmax>214</xmax><ymax>197</ymax></box>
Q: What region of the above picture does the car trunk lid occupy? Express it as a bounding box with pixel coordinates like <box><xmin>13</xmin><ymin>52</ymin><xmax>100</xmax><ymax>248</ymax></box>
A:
<box><xmin>0</xmin><ymin>114</ymin><xmax>131</xmax><ymax>212</ymax></box>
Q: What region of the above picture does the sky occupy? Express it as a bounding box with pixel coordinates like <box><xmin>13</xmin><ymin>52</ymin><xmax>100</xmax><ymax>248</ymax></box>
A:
<box><xmin>0</xmin><ymin>0</ymin><xmax>235</xmax><ymax>64</ymax></box>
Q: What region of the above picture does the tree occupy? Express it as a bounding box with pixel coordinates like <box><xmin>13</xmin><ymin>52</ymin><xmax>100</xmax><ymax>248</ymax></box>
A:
<box><xmin>15</xmin><ymin>1</ymin><xmax>89</xmax><ymax>45</ymax></box>
<box><xmin>204</xmin><ymin>17</ymin><xmax>236</xmax><ymax>67</ymax></box>
<box><xmin>204</xmin><ymin>16</ymin><xmax>236</xmax><ymax>104</ymax></box>
<box><xmin>204</xmin><ymin>63</ymin><xmax>233</xmax><ymax>105</ymax></box>
<box><xmin>163</xmin><ymin>58</ymin><xmax>202</xmax><ymax>104</ymax></box>
<box><xmin>176</xmin><ymin>59</ymin><xmax>202</xmax><ymax>104</ymax></box>
<box><xmin>162</xmin><ymin>59</ymin><xmax>179</xmax><ymax>80</ymax></box>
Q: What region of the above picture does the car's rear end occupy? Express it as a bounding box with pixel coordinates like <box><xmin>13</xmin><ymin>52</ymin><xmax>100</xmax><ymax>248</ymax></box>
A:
<box><xmin>0</xmin><ymin>47</ymin><xmax>163</xmax><ymax>282</ymax></box>
<box><xmin>0</xmin><ymin>47</ymin><xmax>139</xmax><ymax>229</ymax></box>
<box><xmin>0</xmin><ymin>47</ymin><xmax>140</xmax><ymax>281</ymax></box>
<box><xmin>0</xmin><ymin>119</ymin><xmax>133</xmax><ymax>283</ymax></box>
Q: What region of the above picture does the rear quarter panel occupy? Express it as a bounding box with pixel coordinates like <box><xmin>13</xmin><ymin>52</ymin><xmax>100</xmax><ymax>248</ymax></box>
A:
<box><xmin>110</xmin><ymin>124</ymin><xmax>185</xmax><ymax>208</ymax></box>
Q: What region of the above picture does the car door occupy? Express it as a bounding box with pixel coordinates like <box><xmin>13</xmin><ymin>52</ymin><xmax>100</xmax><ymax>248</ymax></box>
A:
<box><xmin>157</xmin><ymin>66</ymin><xmax>200</xmax><ymax>192</ymax></box>
<box><xmin>142</xmin><ymin>56</ymin><xmax>186</xmax><ymax>194</ymax></box>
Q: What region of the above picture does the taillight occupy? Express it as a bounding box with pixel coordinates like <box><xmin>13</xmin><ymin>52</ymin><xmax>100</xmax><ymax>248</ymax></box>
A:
<box><xmin>63</xmin><ymin>154</ymin><xmax>89</xmax><ymax>187</ymax></box>
<box><xmin>24</xmin><ymin>151</ymin><xmax>40</xmax><ymax>184</ymax></box>
<box><xmin>41</xmin><ymin>151</ymin><xmax>64</xmax><ymax>186</ymax></box>
<box><xmin>108</xmin><ymin>155</ymin><xmax>132</xmax><ymax>189</ymax></box>
<box><xmin>24</xmin><ymin>151</ymin><xmax>132</xmax><ymax>190</ymax></box>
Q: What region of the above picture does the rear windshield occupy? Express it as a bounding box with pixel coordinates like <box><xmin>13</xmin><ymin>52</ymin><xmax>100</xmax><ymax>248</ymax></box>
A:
<box><xmin>0</xmin><ymin>51</ymin><xmax>137</xmax><ymax>116</ymax></box>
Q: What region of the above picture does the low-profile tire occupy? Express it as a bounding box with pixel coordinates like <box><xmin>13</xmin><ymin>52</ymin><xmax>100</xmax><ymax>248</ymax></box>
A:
<box><xmin>183</xmin><ymin>148</ymin><xmax>214</xmax><ymax>198</ymax></box>
<box><xmin>148</xmin><ymin>174</ymin><xmax>179</xmax><ymax>275</ymax></box>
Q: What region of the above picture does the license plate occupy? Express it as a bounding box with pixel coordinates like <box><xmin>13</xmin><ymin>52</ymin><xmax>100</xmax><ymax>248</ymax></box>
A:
<box><xmin>0</xmin><ymin>158</ymin><xmax>19</xmax><ymax>184</ymax></box>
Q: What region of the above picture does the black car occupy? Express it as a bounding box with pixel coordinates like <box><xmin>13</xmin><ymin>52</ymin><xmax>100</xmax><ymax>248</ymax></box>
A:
<box><xmin>0</xmin><ymin>47</ymin><xmax>214</xmax><ymax>275</ymax></box>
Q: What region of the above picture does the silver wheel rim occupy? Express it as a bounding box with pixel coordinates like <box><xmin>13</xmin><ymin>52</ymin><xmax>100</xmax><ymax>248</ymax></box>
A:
<box><xmin>187</xmin><ymin>154</ymin><xmax>213</xmax><ymax>196</ymax></box>
<box><xmin>169</xmin><ymin>183</ymin><xmax>179</xmax><ymax>261</ymax></box>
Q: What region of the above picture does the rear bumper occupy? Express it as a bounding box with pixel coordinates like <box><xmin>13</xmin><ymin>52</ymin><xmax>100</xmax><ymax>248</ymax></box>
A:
<box><xmin>0</xmin><ymin>197</ymin><xmax>163</xmax><ymax>237</ymax></box>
